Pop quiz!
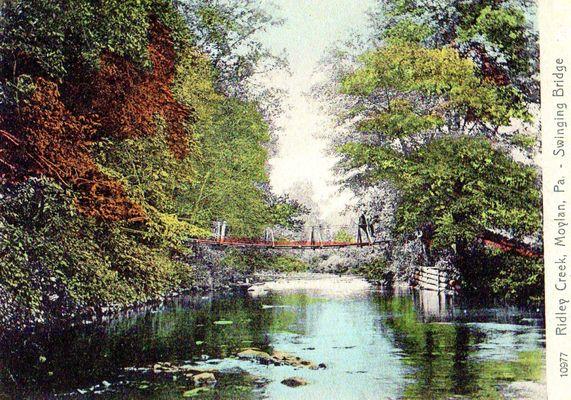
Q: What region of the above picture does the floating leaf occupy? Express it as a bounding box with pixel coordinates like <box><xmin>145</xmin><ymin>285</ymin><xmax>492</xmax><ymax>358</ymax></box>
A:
<box><xmin>213</xmin><ymin>320</ymin><xmax>233</xmax><ymax>325</ymax></box>
<box><xmin>182</xmin><ymin>387</ymin><xmax>211</xmax><ymax>397</ymax></box>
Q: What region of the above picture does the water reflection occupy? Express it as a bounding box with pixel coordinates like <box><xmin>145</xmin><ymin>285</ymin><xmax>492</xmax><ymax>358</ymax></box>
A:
<box><xmin>0</xmin><ymin>278</ymin><xmax>545</xmax><ymax>400</ymax></box>
<box><xmin>377</xmin><ymin>293</ymin><xmax>544</xmax><ymax>399</ymax></box>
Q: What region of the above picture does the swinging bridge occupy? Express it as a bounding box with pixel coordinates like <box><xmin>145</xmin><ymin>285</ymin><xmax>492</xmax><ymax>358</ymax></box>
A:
<box><xmin>189</xmin><ymin>219</ymin><xmax>541</xmax><ymax>257</ymax></box>
<box><xmin>189</xmin><ymin>219</ymin><xmax>388</xmax><ymax>249</ymax></box>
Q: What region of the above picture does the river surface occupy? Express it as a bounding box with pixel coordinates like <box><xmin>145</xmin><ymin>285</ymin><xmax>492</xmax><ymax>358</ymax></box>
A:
<box><xmin>0</xmin><ymin>274</ymin><xmax>545</xmax><ymax>399</ymax></box>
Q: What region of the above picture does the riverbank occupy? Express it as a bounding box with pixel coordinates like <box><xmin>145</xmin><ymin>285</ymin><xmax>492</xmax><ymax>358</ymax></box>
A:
<box><xmin>0</xmin><ymin>244</ymin><xmax>543</xmax><ymax>340</ymax></box>
<box><xmin>0</xmin><ymin>245</ymin><xmax>319</xmax><ymax>340</ymax></box>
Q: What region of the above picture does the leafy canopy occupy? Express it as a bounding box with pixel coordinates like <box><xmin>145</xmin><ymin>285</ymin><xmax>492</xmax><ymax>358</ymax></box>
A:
<box><xmin>341</xmin><ymin>43</ymin><xmax>529</xmax><ymax>129</ymax></box>
<box><xmin>340</xmin><ymin>136</ymin><xmax>541</xmax><ymax>249</ymax></box>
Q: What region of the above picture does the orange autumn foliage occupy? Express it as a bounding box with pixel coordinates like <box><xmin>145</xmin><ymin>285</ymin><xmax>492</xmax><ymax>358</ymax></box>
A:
<box><xmin>0</xmin><ymin>21</ymin><xmax>193</xmax><ymax>221</ymax></box>
<box><xmin>68</xmin><ymin>22</ymin><xmax>193</xmax><ymax>158</ymax></box>
<box><xmin>0</xmin><ymin>78</ymin><xmax>146</xmax><ymax>221</ymax></box>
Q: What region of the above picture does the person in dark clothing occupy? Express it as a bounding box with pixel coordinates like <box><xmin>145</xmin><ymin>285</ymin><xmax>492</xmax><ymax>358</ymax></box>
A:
<box><xmin>357</xmin><ymin>213</ymin><xmax>371</xmax><ymax>244</ymax></box>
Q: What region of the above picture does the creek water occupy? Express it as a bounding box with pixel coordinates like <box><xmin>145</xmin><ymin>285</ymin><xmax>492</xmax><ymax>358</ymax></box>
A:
<box><xmin>0</xmin><ymin>274</ymin><xmax>545</xmax><ymax>399</ymax></box>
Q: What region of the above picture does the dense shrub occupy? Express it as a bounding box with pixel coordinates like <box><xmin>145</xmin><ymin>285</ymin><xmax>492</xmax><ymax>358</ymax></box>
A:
<box><xmin>0</xmin><ymin>178</ymin><xmax>195</xmax><ymax>325</ymax></box>
<box><xmin>460</xmin><ymin>247</ymin><xmax>544</xmax><ymax>303</ymax></box>
<box><xmin>221</xmin><ymin>249</ymin><xmax>308</xmax><ymax>274</ymax></box>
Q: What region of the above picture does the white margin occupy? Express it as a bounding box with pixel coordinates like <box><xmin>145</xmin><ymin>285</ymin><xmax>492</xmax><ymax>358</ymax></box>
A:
<box><xmin>540</xmin><ymin>0</ymin><xmax>571</xmax><ymax>398</ymax></box>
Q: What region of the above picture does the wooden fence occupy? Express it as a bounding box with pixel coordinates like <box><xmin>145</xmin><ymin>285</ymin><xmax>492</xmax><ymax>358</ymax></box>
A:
<box><xmin>411</xmin><ymin>266</ymin><xmax>453</xmax><ymax>293</ymax></box>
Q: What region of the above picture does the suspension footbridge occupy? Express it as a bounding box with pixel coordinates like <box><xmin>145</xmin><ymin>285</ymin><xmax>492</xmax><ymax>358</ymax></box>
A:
<box><xmin>190</xmin><ymin>218</ymin><xmax>541</xmax><ymax>257</ymax></box>
<box><xmin>190</xmin><ymin>219</ymin><xmax>387</xmax><ymax>249</ymax></box>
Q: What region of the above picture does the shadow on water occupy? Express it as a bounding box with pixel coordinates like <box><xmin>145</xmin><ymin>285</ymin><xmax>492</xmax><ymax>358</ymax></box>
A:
<box><xmin>0</xmin><ymin>293</ymin><xmax>274</xmax><ymax>398</ymax></box>
<box><xmin>0</xmin><ymin>280</ymin><xmax>545</xmax><ymax>400</ymax></box>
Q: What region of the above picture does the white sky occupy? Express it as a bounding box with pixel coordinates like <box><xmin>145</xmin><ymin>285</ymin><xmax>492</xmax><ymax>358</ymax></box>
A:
<box><xmin>256</xmin><ymin>0</ymin><xmax>376</xmax><ymax>224</ymax></box>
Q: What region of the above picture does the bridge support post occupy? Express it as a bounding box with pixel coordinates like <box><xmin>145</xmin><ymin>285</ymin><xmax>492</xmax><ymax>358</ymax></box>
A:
<box><xmin>220</xmin><ymin>221</ymin><xmax>227</xmax><ymax>243</ymax></box>
<box><xmin>264</xmin><ymin>227</ymin><xmax>275</xmax><ymax>247</ymax></box>
<box><xmin>214</xmin><ymin>221</ymin><xmax>221</xmax><ymax>240</ymax></box>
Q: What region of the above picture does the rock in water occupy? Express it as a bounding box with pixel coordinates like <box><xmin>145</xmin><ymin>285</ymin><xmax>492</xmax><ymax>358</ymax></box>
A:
<box><xmin>237</xmin><ymin>349</ymin><xmax>274</xmax><ymax>364</ymax></box>
<box><xmin>271</xmin><ymin>350</ymin><xmax>319</xmax><ymax>369</ymax></box>
<box><xmin>193</xmin><ymin>372</ymin><xmax>216</xmax><ymax>386</ymax></box>
<box><xmin>281</xmin><ymin>377</ymin><xmax>309</xmax><ymax>387</ymax></box>
<box><xmin>237</xmin><ymin>348</ymin><xmax>321</xmax><ymax>369</ymax></box>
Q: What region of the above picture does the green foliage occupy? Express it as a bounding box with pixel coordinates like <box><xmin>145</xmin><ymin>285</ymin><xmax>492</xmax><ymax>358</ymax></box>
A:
<box><xmin>383</xmin><ymin>18</ymin><xmax>434</xmax><ymax>45</ymax></box>
<box><xmin>511</xmin><ymin>133</ymin><xmax>537</xmax><ymax>150</ymax></box>
<box><xmin>271</xmin><ymin>256</ymin><xmax>308</xmax><ymax>273</ymax></box>
<box><xmin>184</xmin><ymin>99</ymin><xmax>273</xmax><ymax>236</ymax></box>
<box><xmin>0</xmin><ymin>179</ymin><xmax>196</xmax><ymax>320</ymax></box>
<box><xmin>462</xmin><ymin>248</ymin><xmax>544</xmax><ymax>303</ymax></box>
<box><xmin>341</xmin><ymin>137</ymin><xmax>541</xmax><ymax>250</ymax></box>
<box><xmin>372</xmin><ymin>0</ymin><xmax>538</xmax><ymax>103</ymax></box>
<box><xmin>342</xmin><ymin>43</ymin><xmax>528</xmax><ymax>126</ymax></box>
<box><xmin>457</xmin><ymin>5</ymin><xmax>533</xmax><ymax>81</ymax></box>
<box><xmin>0</xmin><ymin>0</ymin><xmax>165</xmax><ymax>78</ymax></box>
<box><xmin>95</xmin><ymin>128</ymin><xmax>211</xmax><ymax>250</ymax></box>
<box><xmin>353</xmin><ymin>257</ymin><xmax>390</xmax><ymax>283</ymax></box>
<box><xmin>333</xmin><ymin>229</ymin><xmax>353</xmax><ymax>243</ymax></box>
<box><xmin>357</xmin><ymin>99</ymin><xmax>444</xmax><ymax>138</ymax></box>
<box><xmin>0</xmin><ymin>0</ymin><xmax>194</xmax><ymax>80</ymax></box>
<box><xmin>221</xmin><ymin>249</ymin><xmax>308</xmax><ymax>274</ymax></box>
<box><xmin>173</xmin><ymin>48</ymin><xmax>222</xmax><ymax>125</ymax></box>
<box><xmin>0</xmin><ymin>0</ymin><xmax>96</xmax><ymax>77</ymax></box>
<box><xmin>96</xmin><ymin>0</ymin><xmax>153</xmax><ymax>68</ymax></box>
<box><xmin>264</xmin><ymin>193</ymin><xmax>308</xmax><ymax>232</ymax></box>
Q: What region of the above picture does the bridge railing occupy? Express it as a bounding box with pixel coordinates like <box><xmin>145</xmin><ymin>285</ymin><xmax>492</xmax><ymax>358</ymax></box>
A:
<box><xmin>207</xmin><ymin>221</ymin><xmax>384</xmax><ymax>247</ymax></box>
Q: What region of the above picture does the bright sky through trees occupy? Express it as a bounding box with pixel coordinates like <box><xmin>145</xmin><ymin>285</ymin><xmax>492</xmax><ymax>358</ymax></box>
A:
<box><xmin>257</xmin><ymin>0</ymin><xmax>376</xmax><ymax>224</ymax></box>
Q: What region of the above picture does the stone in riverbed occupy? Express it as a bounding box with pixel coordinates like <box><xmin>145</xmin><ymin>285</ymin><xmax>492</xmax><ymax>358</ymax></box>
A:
<box><xmin>237</xmin><ymin>349</ymin><xmax>274</xmax><ymax>364</ymax></box>
<box><xmin>281</xmin><ymin>377</ymin><xmax>309</xmax><ymax>387</ymax></box>
<box><xmin>237</xmin><ymin>348</ymin><xmax>321</xmax><ymax>369</ymax></box>
<box><xmin>271</xmin><ymin>350</ymin><xmax>319</xmax><ymax>369</ymax></box>
<box><xmin>193</xmin><ymin>372</ymin><xmax>216</xmax><ymax>386</ymax></box>
<box><xmin>153</xmin><ymin>362</ymin><xmax>177</xmax><ymax>373</ymax></box>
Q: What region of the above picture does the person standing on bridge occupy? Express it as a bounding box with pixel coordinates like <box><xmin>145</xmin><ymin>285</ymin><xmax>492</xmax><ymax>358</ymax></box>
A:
<box><xmin>357</xmin><ymin>213</ymin><xmax>371</xmax><ymax>244</ymax></box>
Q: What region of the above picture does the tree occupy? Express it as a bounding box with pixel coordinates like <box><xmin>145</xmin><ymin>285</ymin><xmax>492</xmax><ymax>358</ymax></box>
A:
<box><xmin>371</xmin><ymin>0</ymin><xmax>539</xmax><ymax>102</ymax></box>
<box><xmin>340</xmin><ymin>43</ymin><xmax>529</xmax><ymax>150</ymax></box>
<box><xmin>340</xmin><ymin>137</ymin><xmax>541</xmax><ymax>251</ymax></box>
<box><xmin>175</xmin><ymin>0</ymin><xmax>286</xmax><ymax>98</ymax></box>
<box><xmin>0</xmin><ymin>0</ymin><xmax>296</xmax><ymax>324</ymax></box>
<box><xmin>334</xmin><ymin>0</ymin><xmax>541</xmax><ymax>279</ymax></box>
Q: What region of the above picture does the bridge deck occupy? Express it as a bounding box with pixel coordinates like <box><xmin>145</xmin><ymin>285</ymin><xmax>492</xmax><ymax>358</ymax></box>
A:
<box><xmin>190</xmin><ymin>235</ymin><xmax>541</xmax><ymax>257</ymax></box>
<box><xmin>190</xmin><ymin>239</ymin><xmax>390</xmax><ymax>249</ymax></box>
